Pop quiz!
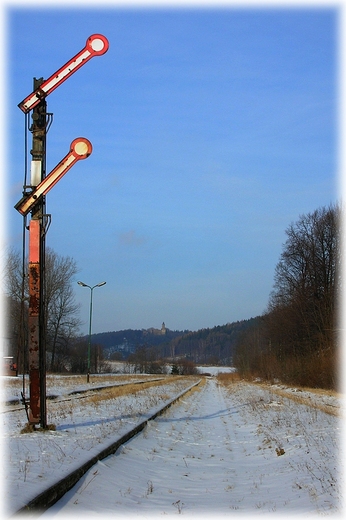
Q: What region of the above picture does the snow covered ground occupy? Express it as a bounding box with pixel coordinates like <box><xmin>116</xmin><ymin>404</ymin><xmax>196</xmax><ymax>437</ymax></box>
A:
<box><xmin>196</xmin><ymin>366</ymin><xmax>235</xmax><ymax>376</ymax></box>
<box><xmin>1</xmin><ymin>372</ymin><xmax>168</xmax><ymax>404</ymax></box>
<box><xmin>1</xmin><ymin>370</ymin><xmax>344</xmax><ymax>518</ymax></box>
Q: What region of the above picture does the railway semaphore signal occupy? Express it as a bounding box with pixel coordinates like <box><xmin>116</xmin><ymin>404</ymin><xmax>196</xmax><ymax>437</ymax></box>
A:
<box><xmin>15</xmin><ymin>35</ymin><xmax>108</xmax><ymax>428</ymax></box>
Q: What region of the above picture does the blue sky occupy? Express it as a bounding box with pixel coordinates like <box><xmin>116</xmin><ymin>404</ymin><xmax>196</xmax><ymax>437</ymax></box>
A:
<box><xmin>4</xmin><ymin>3</ymin><xmax>339</xmax><ymax>334</ymax></box>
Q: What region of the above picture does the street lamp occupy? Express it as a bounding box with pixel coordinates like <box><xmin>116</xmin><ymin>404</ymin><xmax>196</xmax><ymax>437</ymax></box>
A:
<box><xmin>77</xmin><ymin>280</ymin><xmax>106</xmax><ymax>382</ymax></box>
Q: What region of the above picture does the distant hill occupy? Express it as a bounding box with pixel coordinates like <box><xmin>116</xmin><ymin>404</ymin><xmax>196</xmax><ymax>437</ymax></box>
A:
<box><xmin>86</xmin><ymin>317</ymin><xmax>260</xmax><ymax>364</ymax></box>
<box><xmin>159</xmin><ymin>318</ymin><xmax>260</xmax><ymax>365</ymax></box>
<box><xmin>86</xmin><ymin>324</ymin><xmax>187</xmax><ymax>359</ymax></box>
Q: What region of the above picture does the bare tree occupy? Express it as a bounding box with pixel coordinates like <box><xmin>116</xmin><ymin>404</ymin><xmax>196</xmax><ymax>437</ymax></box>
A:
<box><xmin>3</xmin><ymin>249</ymin><xmax>28</xmax><ymax>370</ymax></box>
<box><xmin>127</xmin><ymin>345</ymin><xmax>168</xmax><ymax>374</ymax></box>
<box><xmin>4</xmin><ymin>247</ymin><xmax>81</xmax><ymax>372</ymax></box>
<box><xmin>269</xmin><ymin>204</ymin><xmax>340</xmax><ymax>353</ymax></box>
<box><xmin>44</xmin><ymin>249</ymin><xmax>81</xmax><ymax>371</ymax></box>
<box><xmin>266</xmin><ymin>204</ymin><xmax>340</xmax><ymax>387</ymax></box>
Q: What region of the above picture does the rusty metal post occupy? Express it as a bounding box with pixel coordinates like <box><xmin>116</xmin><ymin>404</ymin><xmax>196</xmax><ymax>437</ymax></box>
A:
<box><xmin>27</xmin><ymin>78</ymin><xmax>47</xmax><ymax>427</ymax></box>
<box><xmin>39</xmin><ymin>217</ymin><xmax>47</xmax><ymax>429</ymax></box>
<box><xmin>28</xmin><ymin>219</ymin><xmax>41</xmax><ymax>424</ymax></box>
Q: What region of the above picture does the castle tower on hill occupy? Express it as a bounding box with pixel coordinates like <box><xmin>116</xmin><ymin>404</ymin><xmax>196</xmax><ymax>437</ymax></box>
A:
<box><xmin>161</xmin><ymin>322</ymin><xmax>166</xmax><ymax>335</ymax></box>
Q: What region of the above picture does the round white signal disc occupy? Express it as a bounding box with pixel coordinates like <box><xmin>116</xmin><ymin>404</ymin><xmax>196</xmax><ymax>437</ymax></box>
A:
<box><xmin>74</xmin><ymin>141</ymin><xmax>89</xmax><ymax>156</ymax></box>
<box><xmin>91</xmin><ymin>38</ymin><xmax>105</xmax><ymax>52</ymax></box>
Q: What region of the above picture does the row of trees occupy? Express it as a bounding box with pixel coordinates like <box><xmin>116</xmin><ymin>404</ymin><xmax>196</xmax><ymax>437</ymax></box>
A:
<box><xmin>233</xmin><ymin>204</ymin><xmax>340</xmax><ymax>389</ymax></box>
<box><xmin>121</xmin><ymin>345</ymin><xmax>198</xmax><ymax>375</ymax></box>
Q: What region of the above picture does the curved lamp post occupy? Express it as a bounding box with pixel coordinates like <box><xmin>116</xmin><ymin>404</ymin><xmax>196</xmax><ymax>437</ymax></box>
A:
<box><xmin>77</xmin><ymin>280</ymin><xmax>106</xmax><ymax>382</ymax></box>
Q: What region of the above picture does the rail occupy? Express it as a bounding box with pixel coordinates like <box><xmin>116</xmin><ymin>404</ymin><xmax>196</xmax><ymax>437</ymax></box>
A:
<box><xmin>12</xmin><ymin>379</ymin><xmax>202</xmax><ymax>516</ymax></box>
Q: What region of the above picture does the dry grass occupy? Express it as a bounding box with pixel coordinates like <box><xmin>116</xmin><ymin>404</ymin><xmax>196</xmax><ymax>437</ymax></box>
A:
<box><xmin>188</xmin><ymin>377</ymin><xmax>206</xmax><ymax>392</ymax></box>
<box><xmin>46</xmin><ymin>373</ymin><xmax>164</xmax><ymax>389</ymax></box>
<box><xmin>82</xmin><ymin>376</ymin><xmax>199</xmax><ymax>406</ymax></box>
<box><xmin>20</xmin><ymin>423</ymin><xmax>56</xmax><ymax>434</ymax></box>
<box><xmin>263</xmin><ymin>385</ymin><xmax>341</xmax><ymax>417</ymax></box>
<box><xmin>216</xmin><ymin>372</ymin><xmax>341</xmax><ymax>417</ymax></box>
<box><xmin>293</xmin><ymin>385</ymin><xmax>342</xmax><ymax>399</ymax></box>
<box><xmin>241</xmin><ymin>379</ymin><xmax>341</xmax><ymax>417</ymax></box>
<box><xmin>217</xmin><ymin>372</ymin><xmax>241</xmax><ymax>386</ymax></box>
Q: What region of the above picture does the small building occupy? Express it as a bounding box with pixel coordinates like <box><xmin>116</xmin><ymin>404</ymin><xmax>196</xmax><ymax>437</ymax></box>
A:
<box><xmin>2</xmin><ymin>356</ymin><xmax>18</xmax><ymax>376</ymax></box>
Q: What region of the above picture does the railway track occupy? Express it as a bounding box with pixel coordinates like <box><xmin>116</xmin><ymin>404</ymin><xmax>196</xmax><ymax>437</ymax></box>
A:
<box><xmin>11</xmin><ymin>378</ymin><xmax>203</xmax><ymax>516</ymax></box>
<box><xmin>1</xmin><ymin>377</ymin><xmax>166</xmax><ymax>414</ymax></box>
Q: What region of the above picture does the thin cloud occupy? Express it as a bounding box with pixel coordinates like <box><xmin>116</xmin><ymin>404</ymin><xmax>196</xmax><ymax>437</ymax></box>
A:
<box><xmin>118</xmin><ymin>229</ymin><xmax>148</xmax><ymax>247</ymax></box>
